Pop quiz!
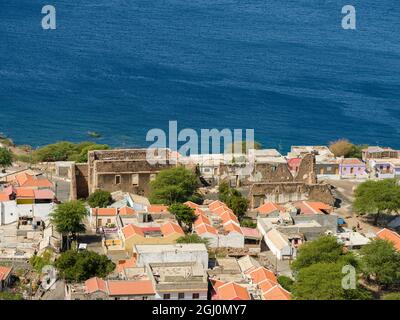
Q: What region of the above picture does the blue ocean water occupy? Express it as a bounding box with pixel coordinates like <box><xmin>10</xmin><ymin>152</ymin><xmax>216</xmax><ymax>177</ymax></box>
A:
<box><xmin>0</xmin><ymin>0</ymin><xmax>399</xmax><ymax>152</ymax></box>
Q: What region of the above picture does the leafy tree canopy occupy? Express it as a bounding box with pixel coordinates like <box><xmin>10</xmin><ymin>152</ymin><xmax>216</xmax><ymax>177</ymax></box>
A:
<box><xmin>34</xmin><ymin>141</ymin><xmax>109</xmax><ymax>162</ymax></box>
<box><xmin>292</xmin><ymin>261</ymin><xmax>372</xmax><ymax>300</ymax></box>
<box><xmin>149</xmin><ymin>166</ymin><xmax>201</xmax><ymax>205</ymax></box>
<box><xmin>354</xmin><ymin>179</ymin><xmax>400</xmax><ymax>225</ymax></box>
<box><xmin>381</xmin><ymin>292</ymin><xmax>400</xmax><ymax>300</ymax></box>
<box><xmin>176</xmin><ymin>234</ymin><xmax>209</xmax><ymax>245</ymax></box>
<box><xmin>50</xmin><ymin>200</ymin><xmax>88</xmax><ymax>236</ymax></box>
<box><xmin>329</xmin><ymin>139</ymin><xmax>367</xmax><ymax>159</ymax></box>
<box><xmin>360</xmin><ymin>239</ymin><xmax>400</xmax><ymax>287</ymax></box>
<box><xmin>55</xmin><ymin>250</ymin><xmax>115</xmax><ymax>282</ymax></box>
<box><xmin>0</xmin><ymin>147</ymin><xmax>13</xmax><ymax>168</ymax></box>
<box><xmin>225</xmin><ymin>140</ymin><xmax>263</xmax><ymax>154</ymax></box>
<box><xmin>87</xmin><ymin>190</ymin><xmax>113</xmax><ymax>208</ymax></box>
<box><xmin>218</xmin><ymin>182</ymin><xmax>249</xmax><ymax>219</ymax></box>
<box><xmin>169</xmin><ymin>203</ymin><xmax>196</xmax><ymax>232</ymax></box>
<box><xmin>291</xmin><ymin>235</ymin><xmax>355</xmax><ymax>272</ymax></box>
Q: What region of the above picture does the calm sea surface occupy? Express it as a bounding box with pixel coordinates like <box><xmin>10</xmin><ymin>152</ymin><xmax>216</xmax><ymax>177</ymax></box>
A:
<box><xmin>0</xmin><ymin>0</ymin><xmax>399</xmax><ymax>152</ymax></box>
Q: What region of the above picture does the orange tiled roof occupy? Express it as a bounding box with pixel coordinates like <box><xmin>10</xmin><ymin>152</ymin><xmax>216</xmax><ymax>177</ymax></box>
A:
<box><xmin>0</xmin><ymin>193</ymin><xmax>10</xmax><ymax>201</ymax></box>
<box><xmin>107</xmin><ymin>280</ymin><xmax>155</xmax><ymax>296</ymax></box>
<box><xmin>184</xmin><ymin>201</ymin><xmax>200</xmax><ymax>209</ymax></box>
<box><xmin>119</xmin><ymin>206</ymin><xmax>136</xmax><ymax>215</ymax></box>
<box><xmin>376</xmin><ymin>228</ymin><xmax>400</xmax><ymax>251</ymax></box>
<box><xmin>220</xmin><ymin>211</ymin><xmax>239</xmax><ymax>225</ymax></box>
<box><xmin>194</xmin><ymin>207</ymin><xmax>206</xmax><ymax>216</ymax></box>
<box><xmin>208</xmin><ymin>200</ymin><xmax>226</xmax><ymax>211</ymax></box>
<box><xmin>194</xmin><ymin>214</ymin><xmax>211</xmax><ymax>227</ymax></box>
<box><xmin>15</xmin><ymin>173</ymin><xmax>53</xmax><ymax>188</ymax></box>
<box><xmin>85</xmin><ymin>277</ymin><xmax>107</xmax><ymax>294</ymax></box>
<box><xmin>341</xmin><ymin>158</ymin><xmax>364</xmax><ymax>165</ymax></box>
<box><xmin>195</xmin><ymin>223</ymin><xmax>218</xmax><ymax>235</ymax></box>
<box><xmin>15</xmin><ymin>187</ymin><xmax>35</xmax><ymax>198</ymax></box>
<box><xmin>257</xmin><ymin>202</ymin><xmax>283</xmax><ymax>215</ymax></box>
<box><xmin>160</xmin><ymin>222</ymin><xmax>184</xmax><ymax>237</ymax></box>
<box><xmin>249</xmin><ymin>267</ymin><xmax>277</xmax><ymax>285</ymax></box>
<box><xmin>0</xmin><ymin>266</ymin><xmax>12</xmax><ymax>281</ymax></box>
<box><xmin>212</xmin><ymin>205</ymin><xmax>234</xmax><ymax>216</ymax></box>
<box><xmin>147</xmin><ymin>205</ymin><xmax>169</xmax><ymax>214</ymax></box>
<box><xmin>294</xmin><ymin>201</ymin><xmax>331</xmax><ymax>215</ymax></box>
<box><xmin>92</xmin><ymin>208</ymin><xmax>118</xmax><ymax>216</ymax></box>
<box><xmin>117</xmin><ymin>257</ymin><xmax>137</xmax><ymax>273</ymax></box>
<box><xmin>217</xmin><ymin>282</ymin><xmax>250</xmax><ymax>300</ymax></box>
<box><xmin>223</xmin><ymin>221</ymin><xmax>243</xmax><ymax>235</ymax></box>
<box><xmin>122</xmin><ymin>224</ymin><xmax>145</xmax><ymax>239</ymax></box>
<box><xmin>262</xmin><ymin>285</ymin><xmax>292</xmax><ymax>300</ymax></box>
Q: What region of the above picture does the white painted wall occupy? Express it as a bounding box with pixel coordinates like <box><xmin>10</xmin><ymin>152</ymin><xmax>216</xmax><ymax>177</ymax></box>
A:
<box><xmin>154</xmin><ymin>290</ymin><xmax>208</xmax><ymax>300</ymax></box>
<box><xmin>135</xmin><ymin>248</ymin><xmax>209</xmax><ymax>269</ymax></box>
<box><xmin>0</xmin><ymin>201</ymin><xmax>55</xmax><ymax>225</ymax></box>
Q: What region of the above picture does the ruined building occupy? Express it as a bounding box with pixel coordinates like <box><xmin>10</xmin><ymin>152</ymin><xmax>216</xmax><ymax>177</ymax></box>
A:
<box><xmin>70</xmin><ymin>149</ymin><xmax>174</xmax><ymax>200</ymax></box>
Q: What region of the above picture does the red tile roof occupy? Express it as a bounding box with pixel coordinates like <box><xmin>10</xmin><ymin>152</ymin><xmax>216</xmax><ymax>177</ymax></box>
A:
<box><xmin>376</xmin><ymin>228</ymin><xmax>400</xmax><ymax>251</ymax></box>
<box><xmin>92</xmin><ymin>208</ymin><xmax>118</xmax><ymax>216</ymax></box>
<box><xmin>15</xmin><ymin>187</ymin><xmax>35</xmax><ymax>198</ymax></box>
<box><xmin>15</xmin><ymin>173</ymin><xmax>53</xmax><ymax>188</ymax></box>
<box><xmin>33</xmin><ymin>189</ymin><xmax>55</xmax><ymax>200</ymax></box>
<box><xmin>184</xmin><ymin>201</ymin><xmax>200</xmax><ymax>209</ymax></box>
<box><xmin>217</xmin><ymin>282</ymin><xmax>250</xmax><ymax>300</ymax></box>
<box><xmin>119</xmin><ymin>206</ymin><xmax>136</xmax><ymax>215</ymax></box>
<box><xmin>160</xmin><ymin>222</ymin><xmax>184</xmax><ymax>237</ymax></box>
<box><xmin>85</xmin><ymin>277</ymin><xmax>107</xmax><ymax>294</ymax></box>
<box><xmin>223</xmin><ymin>222</ymin><xmax>243</xmax><ymax>235</ymax></box>
<box><xmin>256</xmin><ymin>202</ymin><xmax>283</xmax><ymax>215</ymax></box>
<box><xmin>249</xmin><ymin>267</ymin><xmax>277</xmax><ymax>286</ymax></box>
<box><xmin>122</xmin><ymin>224</ymin><xmax>145</xmax><ymax>239</ymax></box>
<box><xmin>208</xmin><ymin>200</ymin><xmax>226</xmax><ymax>211</ymax></box>
<box><xmin>147</xmin><ymin>205</ymin><xmax>169</xmax><ymax>214</ymax></box>
<box><xmin>117</xmin><ymin>257</ymin><xmax>137</xmax><ymax>273</ymax></box>
<box><xmin>195</xmin><ymin>223</ymin><xmax>218</xmax><ymax>236</ymax></box>
<box><xmin>294</xmin><ymin>201</ymin><xmax>332</xmax><ymax>214</ymax></box>
<box><xmin>107</xmin><ymin>280</ymin><xmax>155</xmax><ymax>296</ymax></box>
<box><xmin>0</xmin><ymin>266</ymin><xmax>12</xmax><ymax>281</ymax></box>
<box><xmin>262</xmin><ymin>285</ymin><xmax>292</xmax><ymax>300</ymax></box>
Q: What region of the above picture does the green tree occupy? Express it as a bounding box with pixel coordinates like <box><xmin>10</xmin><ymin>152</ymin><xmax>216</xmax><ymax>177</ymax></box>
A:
<box><xmin>55</xmin><ymin>250</ymin><xmax>115</xmax><ymax>282</ymax></box>
<box><xmin>381</xmin><ymin>292</ymin><xmax>400</xmax><ymax>300</ymax></box>
<box><xmin>87</xmin><ymin>190</ymin><xmax>113</xmax><ymax>208</ymax></box>
<box><xmin>360</xmin><ymin>239</ymin><xmax>400</xmax><ymax>287</ymax></box>
<box><xmin>169</xmin><ymin>203</ymin><xmax>196</xmax><ymax>232</ymax></box>
<box><xmin>240</xmin><ymin>219</ymin><xmax>257</xmax><ymax>228</ymax></box>
<box><xmin>0</xmin><ymin>147</ymin><xmax>13</xmax><ymax>170</ymax></box>
<box><xmin>0</xmin><ymin>291</ymin><xmax>24</xmax><ymax>300</ymax></box>
<box><xmin>225</xmin><ymin>140</ymin><xmax>262</xmax><ymax>154</ymax></box>
<box><xmin>277</xmin><ymin>275</ymin><xmax>294</xmax><ymax>292</ymax></box>
<box><xmin>177</xmin><ymin>234</ymin><xmax>209</xmax><ymax>245</ymax></box>
<box><xmin>292</xmin><ymin>262</ymin><xmax>371</xmax><ymax>300</ymax></box>
<box><xmin>69</xmin><ymin>142</ymin><xmax>110</xmax><ymax>163</ymax></box>
<box><xmin>291</xmin><ymin>235</ymin><xmax>350</xmax><ymax>272</ymax></box>
<box><xmin>34</xmin><ymin>141</ymin><xmax>109</xmax><ymax>162</ymax></box>
<box><xmin>29</xmin><ymin>249</ymin><xmax>54</xmax><ymax>273</ymax></box>
<box><xmin>218</xmin><ymin>182</ymin><xmax>249</xmax><ymax>219</ymax></box>
<box><xmin>329</xmin><ymin>139</ymin><xmax>354</xmax><ymax>157</ymax></box>
<box><xmin>149</xmin><ymin>167</ymin><xmax>201</xmax><ymax>205</ymax></box>
<box><xmin>354</xmin><ymin>179</ymin><xmax>400</xmax><ymax>225</ymax></box>
<box><xmin>50</xmin><ymin>200</ymin><xmax>88</xmax><ymax>250</ymax></box>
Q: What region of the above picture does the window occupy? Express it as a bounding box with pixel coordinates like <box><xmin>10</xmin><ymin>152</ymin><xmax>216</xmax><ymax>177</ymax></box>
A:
<box><xmin>271</xmin><ymin>165</ymin><xmax>277</xmax><ymax>172</ymax></box>
<box><xmin>192</xmin><ymin>293</ymin><xmax>200</xmax><ymax>299</ymax></box>
<box><xmin>178</xmin><ymin>292</ymin><xmax>185</xmax><ymax>300</ymax></box>
<box><xmin>163</xmin><ymin>294</ymin><xmax>170</xmax><ymax>300</ymax></box>
<box><xmin>115</xmin><ymin>175</ymin><xmax>121</xmax><ymax>185</ymax></box>
<box><xmin>107</xmin><ymin>219</ymin><xmax>111</xmax><ymax>224</ymax></box>
<box><xmin>150</xmin><ymin>173</ymin><xmax>156</xmax><ymax>181</ymax></box>
<box><xmin>132</xmin><ymin>173</ymin><xmax>139</xmax><ymax>186</ymax></box>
